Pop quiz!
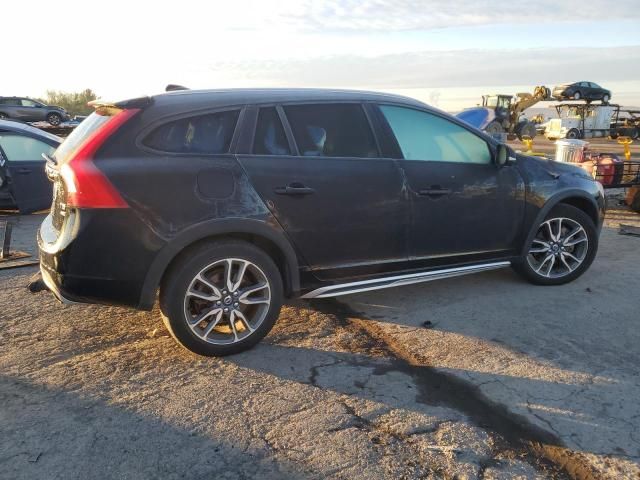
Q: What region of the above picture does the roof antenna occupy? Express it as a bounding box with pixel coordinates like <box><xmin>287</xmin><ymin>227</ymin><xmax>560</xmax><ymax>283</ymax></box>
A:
<box><xmin>165</xmin><ymin>84</ymin><xmax>189</xmax><ymax>92</ymax></box>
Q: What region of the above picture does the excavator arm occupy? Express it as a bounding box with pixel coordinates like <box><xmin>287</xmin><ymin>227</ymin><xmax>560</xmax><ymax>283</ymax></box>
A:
<box><xmin>509</xmin><ymin>86</ymin><xmax>551</xmax><ymax>126</ymax></box>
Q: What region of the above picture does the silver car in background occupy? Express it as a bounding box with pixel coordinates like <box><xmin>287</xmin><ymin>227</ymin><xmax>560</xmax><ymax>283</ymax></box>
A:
<box><xmin>0</xmin><ymin>97</ymin><xmax>70</xmax><ymax>126</ymax></box>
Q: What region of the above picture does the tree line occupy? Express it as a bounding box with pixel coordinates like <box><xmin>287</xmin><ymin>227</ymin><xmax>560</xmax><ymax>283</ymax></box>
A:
<box><xmin>36</xmin><ymin>89</ymin><xmax>98</xmax><ymax>116</ymax></box>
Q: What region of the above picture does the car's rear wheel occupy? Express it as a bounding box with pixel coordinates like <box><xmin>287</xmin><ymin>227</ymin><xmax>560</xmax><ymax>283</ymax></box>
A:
<box><xmin>0</xmin><ymin>113</ymin><xmax>7</xmax><ymax>120</ymax></box>
<box><xmin>46</xmin><ymin>112</ymin><xmax>62</xmax><ymax>126</ymax></box>
<box><xmin>160</xmin><ymin>240</ymin><xmax>283</xmax><ymax>356</ymax></box>
<box><xmin>513</xmin><ymin>204</ymin><xmax>598</xmax><ymax>286</ymax></box>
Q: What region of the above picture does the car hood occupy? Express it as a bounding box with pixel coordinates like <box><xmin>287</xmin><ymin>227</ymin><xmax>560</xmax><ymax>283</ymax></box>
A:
<box><xmin>517</xmin><ymin>152</ymin><xmax>595</xmax><ymax>181</ymax></box>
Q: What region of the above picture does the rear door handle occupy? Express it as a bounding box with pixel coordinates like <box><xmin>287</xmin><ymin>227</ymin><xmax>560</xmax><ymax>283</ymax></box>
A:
<box><xmin>17</xmin><ymin>168</ymin><xmax>32</xmax><ymax>175</ymax></box>
<box><xmin>419</xmin><ymin>187</ymin><xmax>451</xmax><ymax>197</ymax></box>
<box><xmin>274</xmin><ymin>184</ymin><xmax>315</xmax><ymax>196</ymax></box>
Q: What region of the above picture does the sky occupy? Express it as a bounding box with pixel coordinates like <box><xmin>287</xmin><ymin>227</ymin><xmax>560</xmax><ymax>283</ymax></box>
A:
<box><xmin>3</xmin><ymin>0</ymin><xmax>640</xmax><ymax>112</ymax></box>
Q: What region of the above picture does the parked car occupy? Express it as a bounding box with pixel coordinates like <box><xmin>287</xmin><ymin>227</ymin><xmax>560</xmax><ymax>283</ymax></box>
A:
<box><xmin>0</xmin><ymin>97</ymin><xmax>70</xmax><ymax>126</ymax></box>
<box><xmin>552</xmin><ymin>82</ymin><xmax>611</xmax><ymax>103</ymax></box>
<box><xmin>0</xmin><ymin>120</ymin><xmax>61</xmax><ymax>213</ymax></box>
<box><xmin>35</xmin><ymin>88</ymin><xmax>605</xmax><ymax>356</ymax></box>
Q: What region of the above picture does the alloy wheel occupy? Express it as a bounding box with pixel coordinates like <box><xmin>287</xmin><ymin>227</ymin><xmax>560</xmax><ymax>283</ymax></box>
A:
<box><xmin>527</xmin><ymin>217</ymin><xmax>589</xmax><ymax>278</ymax></box>
<box><xmin>183</xmin><ymin>258</ymin><xmax>271</xmax><ymax>344</ymax></box>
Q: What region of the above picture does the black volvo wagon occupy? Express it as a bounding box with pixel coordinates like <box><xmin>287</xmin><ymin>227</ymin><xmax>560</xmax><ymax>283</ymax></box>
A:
<box><xmin>36</xmin><ymin>88</ymin><xmax>605</xmax><ymax>356</ymax></box>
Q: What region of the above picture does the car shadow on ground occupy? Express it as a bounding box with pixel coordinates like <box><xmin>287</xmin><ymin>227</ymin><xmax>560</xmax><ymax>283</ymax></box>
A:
<box><xmin>0</xmin><ymin>374</ymin><xmax>302</xmax><ymax>480</ymax></box>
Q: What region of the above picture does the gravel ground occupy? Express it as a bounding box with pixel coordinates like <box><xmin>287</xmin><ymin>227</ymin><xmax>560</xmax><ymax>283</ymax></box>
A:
<box><xmin>0</xmin><ymin>201</ymin><xmax>639</xmax><ymax>479</ymax></box>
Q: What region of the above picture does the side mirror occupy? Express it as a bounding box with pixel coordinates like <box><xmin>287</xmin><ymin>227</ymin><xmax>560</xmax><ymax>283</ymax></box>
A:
<box><xmin>495</xmin><ymin>144</ymin><xmax>509</xmax><ymax>166</ymax></box>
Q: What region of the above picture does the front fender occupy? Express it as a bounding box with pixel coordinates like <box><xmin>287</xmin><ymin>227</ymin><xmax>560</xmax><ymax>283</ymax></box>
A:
<box><xmin>519</xmin><ymin>188</ymin><xmax>604</xmax><ymax>257</ymax></box>
<box><xmin>138</xmin><ymin>217</ymin><xmax>300</xmax><ymax>310</ymax></box>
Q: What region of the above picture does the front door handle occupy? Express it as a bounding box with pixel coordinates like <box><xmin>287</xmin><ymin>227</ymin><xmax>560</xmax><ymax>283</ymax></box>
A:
<box><xmin>274</xmin><ymin>184</ymin><xmax>315</xmax><ymax>196</ymax></box>
<box><xmin>419</xmin><ymin>186</ymin><xmax>451</xmax><ymax>197</ymax></box>
<box><xmin>17</xmin><ymin>168</ymin><xmax>32</xmax><ymax>175</ymax></box>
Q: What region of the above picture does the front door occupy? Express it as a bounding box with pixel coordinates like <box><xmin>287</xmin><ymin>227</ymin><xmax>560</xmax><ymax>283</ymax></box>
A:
<box><xmin>236</xmin><ymin>104</ymin><xmax>408</xmax><ymax>280</ymax></box>
<box><xmin>0</xmin><ymin>132</ymin><xmax>55</xmax><ymax>213</ymax></box>
<box><xmin>377</xmin><ymin>104</ymin><xmax>525</xmax><ymax>267</ymax></box>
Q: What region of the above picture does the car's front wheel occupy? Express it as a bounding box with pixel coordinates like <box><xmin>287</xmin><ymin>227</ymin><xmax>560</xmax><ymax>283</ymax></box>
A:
<box><xmin>602</xmin><ymin>94</ymin><xmax>610</xmax><ymax>103</ymax></box>
<box><xmin>46</xmin><ymin>112</ymin><xmax>62</xmax><ymax>126</ymax></box>
<box><xmin>160</xmin><ymin>240</ymin><xmax>283</xmax><ymax>356</ymax></box>
<box><xmin>0</xmin><ymin>113</ymin><xmax>7</xmax><ymax>120</ymax></box>
<box><xmin>513</xmin><ymin>204</ymin><xmax>598</xmax><ymax>286</ymax></box>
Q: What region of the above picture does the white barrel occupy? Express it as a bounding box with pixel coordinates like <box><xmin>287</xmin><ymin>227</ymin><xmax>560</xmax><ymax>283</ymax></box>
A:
<box><xmin>555</xmin><ymin>139</ymin><xmax>588</xmax><ymax>163</ymax></box>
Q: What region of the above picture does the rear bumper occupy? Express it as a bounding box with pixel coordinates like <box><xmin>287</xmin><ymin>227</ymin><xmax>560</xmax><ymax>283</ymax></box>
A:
<box><xmin>39</xmin><ymin>263</ymin><xmax>81</xmax><ymax>305</ymax></box>
<box><xmin>37</xmin><ymin>209</ymin><xmax>159</xmax><ymax>309</ymax></box>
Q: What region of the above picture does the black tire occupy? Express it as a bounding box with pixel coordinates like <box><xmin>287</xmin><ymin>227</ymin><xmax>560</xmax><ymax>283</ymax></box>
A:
<box><xmin>0</xmin><ymin>113</ymin><xmax>7</xmax><ymax>120</ymax></box>
<box><xmin>46</xmin><ymin>112</ymin><xmax>62</xmax><ymax>126</ymax></box>
<box><xmin>630</xmin><ymin>190</ymin><xmax>640</xmax><ymax>213</ymax></box>
<box><xmin>512</xmin><ymin>204</ymin><xmax>598</xmax><ymax>286</ymax></box>
<box><xmin>485</xmin><ymin>121</ymin><xmax>504</xmax><ymax>136</ymax></box>
<box><xmin>602</xmin><ymin>94</ymin><xmax>610</xmax><ymax>104</ymax></box>
<box><xmin>160</xmin><ymin>240</ymin><xmax>284</xmax><ymax>356</ymax></box>
<box><xmin>517</xmin><ymin>122</ymin><xmax>537</xmax><ymax>141</ymax></box>
<box><xmin>566</xmin><ymin>128</ymin><xmax>581</xmax><ymax>139</ymax></box>
<box><xmin>573</xmin><ymin>91</ymin><xmax>581</xmax><ymax>100</ymax></box>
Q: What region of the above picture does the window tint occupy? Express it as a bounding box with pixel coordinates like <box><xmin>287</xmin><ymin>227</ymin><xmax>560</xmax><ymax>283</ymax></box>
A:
<box><xmin>21</xmin><ymin>99</ymin><xmax>38</xmax><ymax>107</ymax></box>
<box><xmin>144</xmin><ymin>110</ymin><xmax>240</xmax><ymax>154</ymax></box>
<box><xmin>0</xmin><ymin>98</ymin><xmax>20</xmax><ymax>106</ymax></box>
<box><xmin>284</xmin><ymin>104</ymin><xmax>378</xmax><ymax>158</ymax></box>
<box><xmin>253</xmin><ymin>107</ymin><xmax>290</xmax><ymax>155</ymax></box>
<box><xmin>380</xmin><ymin>105</ymin><xmax>491</xmax><ymax>164</ymax></box>
<box><xmin>0</xmin><ymin>133</ymin><xmax>55</xmax><ymax>162</ymax></box>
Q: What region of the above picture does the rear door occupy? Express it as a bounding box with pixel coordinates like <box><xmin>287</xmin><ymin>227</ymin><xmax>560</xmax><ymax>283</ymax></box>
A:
<box><xmin>236</xmin><ymin>103</ymin><xmax>408</xmax><ymax>280</ymax></box>
<box><xmin>377</xmin><ymin>104</ymin><xmax>525</xmax><ymax>267</ymax></box>
<box><xmin>0</xmin><ymin>131</ymin><xmax>55</xmax><ymax>213</ymax></box>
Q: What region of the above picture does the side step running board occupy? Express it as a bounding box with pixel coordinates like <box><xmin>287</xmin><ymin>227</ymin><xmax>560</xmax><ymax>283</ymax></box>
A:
<box><xmin>300</xmin><ymin>261</ymin><xmax>510</xmax><ymax>299</ymax></box>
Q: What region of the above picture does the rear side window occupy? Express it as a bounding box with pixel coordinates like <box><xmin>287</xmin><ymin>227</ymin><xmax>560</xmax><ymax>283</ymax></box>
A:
<box><xmin>144</xmin><ymin>110</ymin><xmax>240</xmax><ymax>154</ymax></box>
<box><xmin>284</xmin><ymin>104</ymin><xmax>378</xmax><ymax>158</ymax></box>
<box><xmin>253</xmin><ymin>107</ymin><xmax>290</xmax><ymax>155</ymax></box>
<box><xmin>380</xmin><ymin>105</ymin><xmax>491</xmax><ymax>164</ymax></box>
<box><xmin>0</xmin><ymin>133</ymin><xmax>55</xmax><ymax>162</ymax></box>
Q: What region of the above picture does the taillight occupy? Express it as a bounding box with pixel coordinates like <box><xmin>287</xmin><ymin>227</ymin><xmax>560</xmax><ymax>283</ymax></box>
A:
<box><xmin>61</xmin><ymin>108</ymin><xmax>139</xmax><ymax>209</ymax></box>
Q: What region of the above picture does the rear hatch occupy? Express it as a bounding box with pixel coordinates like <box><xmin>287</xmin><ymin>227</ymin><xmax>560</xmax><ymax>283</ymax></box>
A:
<box><xmin>42</xmin><ymin>98</ymin><xmax>149</xmax><ymax>246</ymax></box>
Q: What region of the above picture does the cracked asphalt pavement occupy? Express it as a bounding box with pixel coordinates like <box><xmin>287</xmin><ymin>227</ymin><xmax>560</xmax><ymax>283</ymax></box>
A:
<box><xmin>1</xmin><ymin>201</ymin><xmax>639</xmax><ymax>479</ymax></box>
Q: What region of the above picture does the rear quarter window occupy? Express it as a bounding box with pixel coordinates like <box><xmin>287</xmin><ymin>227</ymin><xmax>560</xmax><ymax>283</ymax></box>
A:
<box><xmin>144</xmin><ymin>110</ymin><xmax>240</xmax><ymax>154</ymax></box>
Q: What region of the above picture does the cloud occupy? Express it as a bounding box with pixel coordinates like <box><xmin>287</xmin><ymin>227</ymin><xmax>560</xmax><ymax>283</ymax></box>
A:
<box><xmin>278</xmin><ymin>0</ymin><xmax>640</xmax><ymax>32</ymax></box>
<box><xmin>208</xmin><ymin>46</ymin><xmax>640</xmax><ymax>90</ymax></box>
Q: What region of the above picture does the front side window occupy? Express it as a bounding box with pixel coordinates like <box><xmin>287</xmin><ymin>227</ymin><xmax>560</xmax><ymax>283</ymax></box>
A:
<box><xmin>253</xmin><ymin>107</ymin><xmax>290</xmax><ymax>155</ymax></box>
<box><xmin>21</xmin><ymin>99</ymin><xmax>38</xmax><ymax>107</ymax></box>
<box><xmin>380</xmin><ymin>105</ymin><xmax>491</xmax><ymax>164</ymax></box>
<box><xmin>0</xmin><ymin>133</ymin><xmax>55</xmax><ymax>162</ymax></box>
<box><xmin>144</xmin><ymin>110</ymin><xmax>240</xmax><ymax>154</ymax></box>
<box><xmin>284</xmin><ymin>104</ymin><xmax>378</xmax><ymax>158</ymax></box>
